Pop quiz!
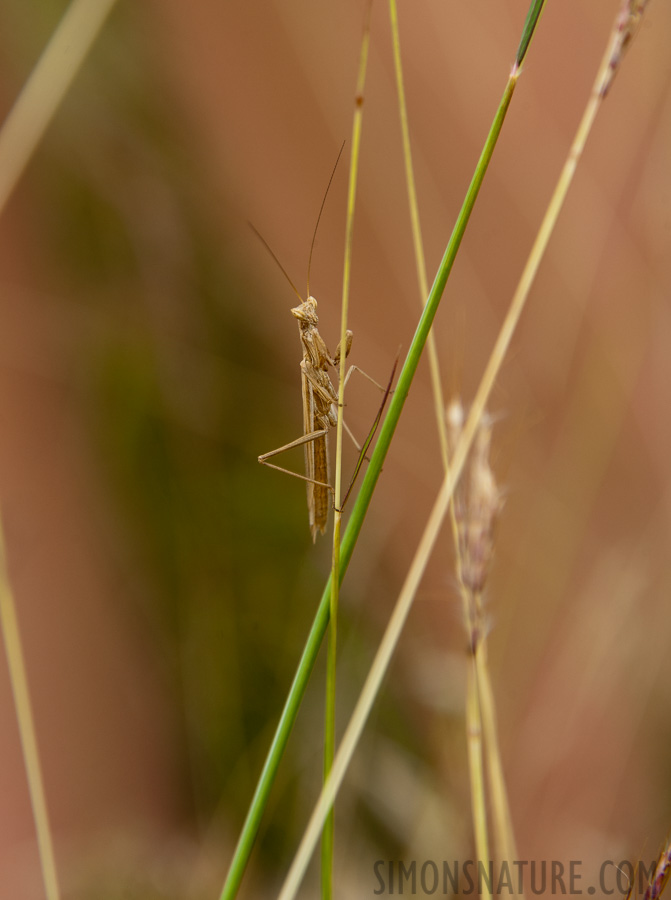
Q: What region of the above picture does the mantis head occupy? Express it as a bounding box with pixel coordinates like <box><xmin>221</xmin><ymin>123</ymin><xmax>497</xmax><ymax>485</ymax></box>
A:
<box><xmin>291</xmin><ymin>296</ymin><xmax>319</xmax><ymax>327</ymax></box>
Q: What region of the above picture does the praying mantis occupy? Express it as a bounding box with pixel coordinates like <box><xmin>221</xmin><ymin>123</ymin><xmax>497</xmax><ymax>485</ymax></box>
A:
<box><xmin>256</xmin><ymin>151</ymin><xmax>393</xmax><ymax>541</ymax></box>
<box><xmin>258</xmin><ymin>284</ymin><xmax>354</xmax><ymax>541</ymax></box>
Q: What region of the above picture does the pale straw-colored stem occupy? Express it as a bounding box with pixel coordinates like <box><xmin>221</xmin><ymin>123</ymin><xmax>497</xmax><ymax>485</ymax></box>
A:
<box><xmin>323</xmin><ymin>5</ymin><xmax>373</xmax><ymax>895</ymax></box>
<box><xmin>467</xmin><ymin>654</ymin><xmax>490</xmax><ymax>891</ymax></box>
<box><xmin>0</xmin><ymin>520</ymin><xmax>60</xmax><ymax>900</ymax></box>
<box><xmin>390</xmin><ymin>0</ymin><xmax>498</xmax><ymax>865</ymax></box>
<box><xmin>0</xmin><ymin>4</ymin><xmax>118</xmax><ymax>898</ymax></box>
<box><xmin>0</xmin><ymin>0</ymin><xmax>117</xmax><ymax>218</ymax></box>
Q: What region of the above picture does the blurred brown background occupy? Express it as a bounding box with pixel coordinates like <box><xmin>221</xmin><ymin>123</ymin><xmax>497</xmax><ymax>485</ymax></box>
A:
<box><xmin>0</xmin><ymin>0</ymin><xmax>669</xmax><ymax>897</ymax></box>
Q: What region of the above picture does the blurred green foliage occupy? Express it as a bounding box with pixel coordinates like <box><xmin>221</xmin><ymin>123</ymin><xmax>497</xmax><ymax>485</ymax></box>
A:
<box><xmin>7</xmin><ymin>0</ymin><xmax>335</xmax><ymax>864</ymax></box>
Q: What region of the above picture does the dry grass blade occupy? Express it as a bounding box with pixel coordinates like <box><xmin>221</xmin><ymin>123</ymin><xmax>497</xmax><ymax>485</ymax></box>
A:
<box><xmin>391</xmin><ymin>0</ymin><xmax>518</xmax><ymax>875</ymax></box>
<box><xmin>0</xmin><ymin>519</ymin><xmax>60</xmax><ymax>900</ymax></box>
<box><xmin>0</xmin><ymin>0</ymin><xmax>117</xmax><ymax>217</ymax></box>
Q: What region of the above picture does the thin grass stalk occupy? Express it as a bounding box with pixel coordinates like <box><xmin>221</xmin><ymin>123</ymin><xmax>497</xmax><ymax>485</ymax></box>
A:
<box><xmin>462</xmin><ymin>591</ymin><xmax>497</xmax><ymax>875</ymax></box>
<box><xmin>322</xmin><ymin>542</ymin><xmax>338</xmax><ymax>900</ymax></box>
<box><xmin>462</xmin><ymin>593</ymin><xmax>495</xmax><ymax>868</ymax></box>
<box><xmin>391</xmin><ymin>0</ymin><xmax>518</xmax><ymax>870</ymax></box>
<box><xmin>476</xmin><ymin>644</ymin><xmax>517</xmax><ymax>865</ymax></box>
<box><xmin>389</xmin><ymin>0</ymin><xmax>511</xmax><ymax>866</ymax></box>
<box><xmin>388</xmin><ymin>0</ymin><xmax>448</xmax><ymax>471</ymax></box>
<box><xmin>322</xmin><ymin>5</ymin><xmax>374</xmax><ymax>895</ymax></box>
<box><xmin>0</xmin><ymin>6</ymin><xmax>118</xmax><ymax>898</ymax></box>
<box><xmin>222</xmin><ymin>5</ymin><xmax>546</xmax><ymax>894</ymax></box>
<box><xmin>466</xmin><ymin>655</ymin><xmax>490</xmax><ymax>890</ymax></box>
<box><xmin>0</xmin><ymin>518</ymin><xmax>60</xmax><ymax>900</ymax></box>
<box><xmin>0</xmin><ymin>0</ymin><xmax>117</xmax><ymax>217</ymax></box>
<box><xmin>472</xmin><ymin>0</ymin><xmax>653</xmax><ymax>870</ymax></box>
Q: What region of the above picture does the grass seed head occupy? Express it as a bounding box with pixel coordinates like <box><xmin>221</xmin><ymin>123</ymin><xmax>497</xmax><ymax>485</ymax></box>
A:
<box><xmin>447</xmin><ymin>402</ymin><xmax>502</xmax><ymax>598</ymax></box>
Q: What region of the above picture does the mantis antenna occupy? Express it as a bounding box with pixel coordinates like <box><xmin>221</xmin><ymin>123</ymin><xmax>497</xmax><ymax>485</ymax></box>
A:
<box><xmin>250</xmin><ymin>139</ymin><xmax>347</xmax><ymax>302</ymax></box>
<box><xmin>306</xmin><ymin>139</ymin><xmax>346</xmax><ymax>298</ymax></box>
<box><xmin>248</xmin><ymin>223</ymin><xmax>303</xmax><ymax>303</ymax></box>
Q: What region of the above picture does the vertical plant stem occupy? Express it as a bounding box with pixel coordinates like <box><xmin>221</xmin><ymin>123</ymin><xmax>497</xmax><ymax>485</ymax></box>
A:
<box><xmin>459</xmin><ymin>587</ymin><xmax>494</xmax><ymax>864</ymax></box>
<box><xmin>321</xmin><ymin>515</ymin><xmax>338</xmax><ymax>900</ymax></box>
<box><xmin>0</xmin><ymin>520</ymin><xmax>60</xmax><ymax>900</ymax></box>
<box><xmin>322</xmin><ymin>4</ymin><xmax>373</xmax><ymax>895</ymax></box>
<box><xmin>388</xmin><ymin>0</ymin><xmax>448</xmax><ymax>470</ymax></box>
<box><xmin>0</xmin><ymin>6</ymin><xmax>118</xmax><ymax>899</ymax></box>
<box><xmin>466</xmin><ymin>654</ymin><xmax>490</xmax><ymax>888</ymax></box>
<box><xmin>390</xmin><ymin>0</ymin><xmax>509</xmax><ymax>868</ymax></box>
<box><xmin>476</xmin><ymin>644</ymin><xmax>517</xmax><ymax>864</ymax></box>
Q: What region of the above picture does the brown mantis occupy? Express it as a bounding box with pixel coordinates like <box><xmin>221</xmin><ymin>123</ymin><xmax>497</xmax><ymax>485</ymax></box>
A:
<box><xmin>258</xmin><ymin>284</ymin><xmax>354</xmax><ymax>541</ymax></box>
<box><xmin>256</xmin><ymin>152</ymin><xmax>393</xmax><ymax>541</ymax></box>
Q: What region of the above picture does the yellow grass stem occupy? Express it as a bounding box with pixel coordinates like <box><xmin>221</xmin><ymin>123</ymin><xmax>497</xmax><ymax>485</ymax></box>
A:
<box><xmin>0</xmin><ymin>0</ymin><xmax>117</xmax><ymax>218</ymax></box>
<box><xmin>390</xmin><ymin>0</ymin><xmax>501</xmax><ymax>866</ymax></box>
<box><xmin>388</xmin><ymin>0</ymin><xmax>448</xmax><ymax>470</ymax></box>
<box><xmin>466</xmin><ymin>655</ymin><xmax>490</xmax><ymax>890</ymax></box>
<box><xmin>323</xmin><ymin>3</ymin><xmax>374</xmax><ymax>895</ymax></box>
<box><xmin>476</xmin><ymin>641</ymin><xmax>518</xmax><ymax>866</ymax></box>
<box><xmin>0</xmin><ymin>519</ymin><xmax>60</xmax><ymax>900</ymax></box>
<box><xmin>0</xmin><ymin>4</ymin><xmax>118</xmax><ymax>898</ymax></box>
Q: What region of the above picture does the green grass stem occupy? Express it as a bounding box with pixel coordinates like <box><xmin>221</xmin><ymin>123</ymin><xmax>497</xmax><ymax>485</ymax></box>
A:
<box><xmin>220</xmin><ymin>3</ymin><xmax>547</xmax><ymax>895</ymax></box>
<box><xmin>220</xmin><ymin>71</ymin><xmax>523</xmax><ymax>900</ymax></box>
